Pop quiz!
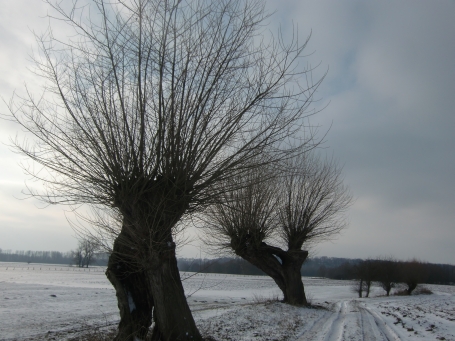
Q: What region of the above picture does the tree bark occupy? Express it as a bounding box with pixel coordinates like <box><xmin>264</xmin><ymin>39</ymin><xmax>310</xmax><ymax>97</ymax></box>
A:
<box><xmin>148</xmin><ymin>242</ymin><xmax>203</xmax><ymax>341</ymax></box>
<box><xmin>386</xmin><ymin>286</ymin><xmax>391</xmax><ymax>296</ymax></box>
<box><xmin>236</xmin><ymin>243</ymin><xmax>309</xmax><ymax>306</ymax></box>
<box><xmin>282</xmin><ymin>251</ymin><xmax>308</xmax><ymax>306</ymax></box>
<box><xmin>235</xmin><ymin>246</ymin><xmax>287</xmax><ymax>300</ymax></box>
<box><xmin>406</xmin><ymin>282</ymin><xmax>417</xmax><ymax>295</ymax></box>
<box><xmin>365</xmin><ymin>280</ymin><xmax>371</xmax><ymax>298</ymax></box>
<box><xmin>112</xmin><ymin>188</ymin><xmax>203</xmax><ymax>341</ymax></box>
<box><xmin>106</xmin><ymin>229</ymin><xmax>154</xmax><ymax>341</ymax></box>
<box><xmin>357</xmin><ymin>279</ymin><xmax>364</xmax><ymax>298</ymax></box>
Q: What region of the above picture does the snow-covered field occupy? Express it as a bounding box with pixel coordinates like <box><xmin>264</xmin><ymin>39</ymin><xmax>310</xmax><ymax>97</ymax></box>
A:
<box><xmin>1</xmin><ymin>262</ymin><xmax>454</xmax><ymax>341</ymax></box>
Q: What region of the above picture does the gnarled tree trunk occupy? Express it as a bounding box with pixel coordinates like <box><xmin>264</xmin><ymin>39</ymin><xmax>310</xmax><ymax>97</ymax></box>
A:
<box><xmin>112</xmin><ymin>182</ymin><xmax>204</xmax><ymax>341</ymax></box>
<box><xmin>236</xmin><ymin>243</ymin><xmax>309</xmax><ymax>306</ymax></box>
<box><xmin>148</xmin><ymin>242</ymin><xmax>203</xmax><ymax>341</ymax></box>
<box><xmin>282</xmin><ymin>250</ymin><xmax>308</xmax><ymax>305</ymax></box>
<box><xmin>106</xmin><ymin>228</ymin><xmax>154</xmax><ymax>341</ymax></box>
<box><xmin>236</xmin><ymin>246</ymin><xmax>287</xmax><ymax>300</ymax></box>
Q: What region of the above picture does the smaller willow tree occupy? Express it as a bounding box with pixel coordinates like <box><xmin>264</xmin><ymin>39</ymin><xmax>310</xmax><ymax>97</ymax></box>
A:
<box><xmin>204</xmin><ymin>153</ymin><xmax>352</xmax><ymax>305</ymax></box>
<box><xmin>400</xmin><ymin>260</ymin><xmax>428</xmax><ymax>295</ymax></box>
<box><xmin>376</xmin><ymin>257</ymin><xmax>399</xmax><ymax>296</ymax></box>
<box><xmin>353</xmin><ymin>259</ymin><xmax>377</xmax><ymax>298</ymax></box>
<box><xmin>5</xmin><ymin>0</ymin><xmax>323</xmax><ymax>339</ymax></box>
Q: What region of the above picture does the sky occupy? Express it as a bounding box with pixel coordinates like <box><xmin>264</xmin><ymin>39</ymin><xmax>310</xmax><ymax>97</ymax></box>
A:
<box><xmin>0</xmin><ymin>0</ymin><xmax>454</xmax><ymax>264</ymax></box>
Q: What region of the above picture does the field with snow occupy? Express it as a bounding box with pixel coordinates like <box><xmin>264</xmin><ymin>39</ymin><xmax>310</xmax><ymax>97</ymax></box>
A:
<box><xmin>1</xmin><ymin>262</ymin><xmax>454</xmax><ymax>341</ymax></box>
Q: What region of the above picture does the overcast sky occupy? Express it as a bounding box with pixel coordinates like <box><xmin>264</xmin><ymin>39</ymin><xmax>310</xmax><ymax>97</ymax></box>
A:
<box><xmin>0</xmin><ymin>0</ymin><xmax>454</xmax><ymax>264</ymax></box>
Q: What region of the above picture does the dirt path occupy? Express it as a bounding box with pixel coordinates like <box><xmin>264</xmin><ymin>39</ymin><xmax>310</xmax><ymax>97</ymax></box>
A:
<box><xmin>359</xmin><ymin>303</ymin><xmax>402</xmax><ymax>341</ymax></box>
<box><xmin>296</xmin><ymin>300</ymin><xmax>403</xmax><ymax>341</ymax></box>
<box><xmin>296</xmin><ymin>301</ymin><xmax>345</xmax><ymax>341</ymax></box>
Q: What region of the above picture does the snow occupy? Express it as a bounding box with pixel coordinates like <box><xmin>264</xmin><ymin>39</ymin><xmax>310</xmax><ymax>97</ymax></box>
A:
<box><xmin>127</xmin><ymin>291</ymin><xmax>136</xmax><ymax>312</ymax></box>
<box><xmin>1</xmin><ymin>262</ymin><xmax>455</xmax><ymax>340</ymax></box>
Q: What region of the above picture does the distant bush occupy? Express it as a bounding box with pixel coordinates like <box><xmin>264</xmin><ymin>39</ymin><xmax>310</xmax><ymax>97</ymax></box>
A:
<box><xmin>393</xmin><ymin>289</ymin><xmax>409</xmax><ymax>296</ymax></box>
<box><xmin>414</xmin><ymin>286</ymin><xmax>433</xmax><ymax>295</ymax></box>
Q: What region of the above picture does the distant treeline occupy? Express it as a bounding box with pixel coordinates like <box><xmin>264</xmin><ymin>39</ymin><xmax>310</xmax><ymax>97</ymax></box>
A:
<box><xmin>318</xmin><ymin>258</ymin><xmax>455</xmax><ymax>285</ymax></box>
<box><xmin>2</xmin><ymin>248</ymin><xmax>454</xmax><ymax>285</ymax></box>
<box><xmin>177</xmin><ymin>256</ymin><xmax>359</xmax><ymax>277</ymax></box>
<box><xmin>178</xmin><ymin>257</ymin><xmax>266</xmax><ymax>276</ymax></box>
<box><xmin>178</xmin><ymin>256</ymin><xmax>455</xmax><ymax>285</ymax></box>
<box><xmin>0</xmin><ymin>248</ymin><xmax>109</xmax><ymax>266</ymax></box>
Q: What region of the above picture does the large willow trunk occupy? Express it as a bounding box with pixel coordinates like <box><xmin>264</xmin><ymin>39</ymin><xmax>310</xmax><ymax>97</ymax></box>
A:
<box><xmin>148</xmin><ymin>242</ymin><xmax>203</xmax><ymax>341</ymax></box>
<box><xmin>236</xmin><ymin>247</ymin><xmax>287</xmax><ymax>300</ymax></box>
<box><xmin>281</xmin><ymin>250</ymin><xmax>308</xmax><ymax>306</ymax></box>
<box><xmin>106</xmin><ymin>172</ymin><xmax>207</xmax><ymax>341</ymax></box>
<box><xmin>236</xmin><ymin>244</ymin><xmax>309</xmax><ymax>306</ymax></box>
<box><xmin>106</xmin><ymin>229</ymin><xmax>154</xmax><ymax>341</ymax></box>
<box><xmin>112</xmin><ymin>189</ymin><xmax>203</xmax><ymax>341</ymax></box>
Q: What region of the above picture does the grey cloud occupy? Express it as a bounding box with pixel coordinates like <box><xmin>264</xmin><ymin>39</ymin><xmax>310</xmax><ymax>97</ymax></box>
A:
<box><xmin>272</xmin><ymin>0</ymin><xmax>455</xmax><ymax>263</ymax></box>
<box><xmin>1</xmin><ymin>0</ymin><xmax>454</xmax><ymax>263</ymax></box>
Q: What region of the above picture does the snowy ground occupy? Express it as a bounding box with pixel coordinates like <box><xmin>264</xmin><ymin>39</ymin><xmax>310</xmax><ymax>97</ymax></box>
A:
<box><xmin>1</xmin><ymin>262</ymin><xmax>454</xmax><ymax>341</ymax></box>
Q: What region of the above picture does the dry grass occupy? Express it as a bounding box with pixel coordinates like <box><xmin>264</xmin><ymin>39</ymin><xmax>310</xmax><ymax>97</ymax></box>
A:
<box><xmin>66</xmin><ymin>327</ymin><xmax>117</xmax><ymax>341</ymax></box>
<box><xmin>252</xmin><ymin>293</ymin><xmax>281</xmax><ymax>305</ymax></box>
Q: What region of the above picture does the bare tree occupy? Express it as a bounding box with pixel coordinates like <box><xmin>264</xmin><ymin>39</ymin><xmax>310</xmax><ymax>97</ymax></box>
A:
<box><xmin>376</xmin><ymin>258</ymin><xmax>399</xmax><ymax>296</ymax></box>
<box><xmin>72</xmin><ymin>246</ymin><xmax>84</xmax><ymax>268</ymax></box>
<box><xmin>5</xmin><ymin>0</ymin><xmax>323</xmax><ymax>339</ymax></box>
<box><xmin>204</xmin><ymin>153</ymin><xmax>352</xmax><ymax>306</ymax></box>
<box><xmin>82</xmin><ymin>238</ymin><xmax>99</xmax><ymax>267</ymax></box>
<box><xmin>353</xmin><ymin>259</ymin><xmax>377</xmax><ymax>298</ymax></box>
<box><xmin>399</xmin><ymin>260</ymin><xmax>428</xmax><ymax>295</ymax></box>
<box><xmin>352</xmin><ymin>276</ymin><xmax>365</xmax><ymax>298</ymax></box>
<box><xmin>72</xmin><ymin>238</ymin><xmax>99</xmax><ymax>267</ymax></box>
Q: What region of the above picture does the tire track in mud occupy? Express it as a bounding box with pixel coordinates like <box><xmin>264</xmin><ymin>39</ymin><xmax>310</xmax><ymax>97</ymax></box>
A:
<box><xmin>296</xmin><ymin>300</ymin><xmax>347</xmax><ymax>341</ymax></box>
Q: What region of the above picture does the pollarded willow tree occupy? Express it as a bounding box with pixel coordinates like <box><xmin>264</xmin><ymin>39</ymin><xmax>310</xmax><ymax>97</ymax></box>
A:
<box><xmin>400</xmin><ymin>260</ymin><xmax>428</xmax><ymax>295</ymax></box>
<box><xmin>203</xmin><ymin>153</ymin><xmax>352</xmax><ymax>306</ymax></box>
<box><xmin>6</xmin><ymin>0</ymin><xmax>323</xmax><ymax>339</ymax></box>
